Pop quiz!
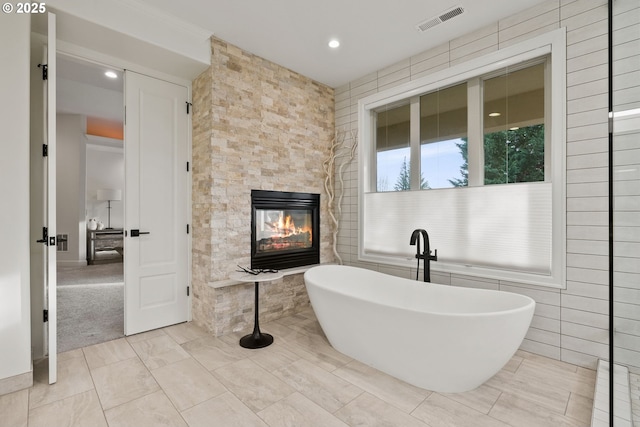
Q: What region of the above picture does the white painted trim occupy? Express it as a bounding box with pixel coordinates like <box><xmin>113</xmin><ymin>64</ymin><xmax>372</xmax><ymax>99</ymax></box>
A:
<box><xmin>186</xmin><ymin>80</ymin><xmax>193</xmax><ymax>323</ymax></box>
<box><xmin>46</xmin><ymin>11</ymin><xmax>58</xmax><ymax>385</ymax></box>
<box><xmin>56</xmin><ymin>40</ymin><xmax>195</xmax><ymax>89</ymax></box>
<box><xmin>31</xmin><ymin>12</ymin><xmax>206</xmax><ymax>84</ymax></box>
<box><xmin>45</xmin><ymin>0</ymin><xmax>211</xmax><ymax>65</ymax></box>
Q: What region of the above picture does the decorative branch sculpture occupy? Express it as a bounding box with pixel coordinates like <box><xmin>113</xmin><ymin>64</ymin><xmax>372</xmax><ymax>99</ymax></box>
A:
<box><xmin>323</xmin><ymin>128</ymin><xmax>358</xmax><ymax>265</ymax></box>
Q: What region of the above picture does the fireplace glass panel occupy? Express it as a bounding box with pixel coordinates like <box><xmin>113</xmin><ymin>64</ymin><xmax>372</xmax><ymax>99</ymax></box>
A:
<box><xmin>255</xmin><ymin>209</ymin><xmax>313</xmax><ymax>253</ymax></box>
<box><xmin>251</xmin><ymin>189</ymin><xmax>320</xmax><ymax>270</ymax></box>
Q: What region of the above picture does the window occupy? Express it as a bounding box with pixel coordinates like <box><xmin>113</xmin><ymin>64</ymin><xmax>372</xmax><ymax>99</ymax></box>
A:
<box><xmin>483</xmin><ymin>63</ymin><xmax>546</xmax><ymax>185</ymax></box>
<box><xmin>374</xmin><ymin>61</ymin><xmax>547</xmax><ymax>192</ymax></box>
<box><xmin>375</xmin><ymin>103</ymin><xmax>411</xmax><ymax>191</ymax></box>
<box><xmin>420</xmin><ymin>83</ymin><xmax>468</xmax><ymax>189</ymax></box>
<box><xmin>358</xmin><ymin>29</ymin><xmax>566</xmax><ymax>288</ymax></box>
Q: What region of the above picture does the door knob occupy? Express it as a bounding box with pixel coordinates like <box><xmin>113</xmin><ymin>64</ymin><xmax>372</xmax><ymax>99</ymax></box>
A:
<box><xmin>130</xmin><ymin>229</ymin><xmax>150</xmax><ymax>237</ymax></box>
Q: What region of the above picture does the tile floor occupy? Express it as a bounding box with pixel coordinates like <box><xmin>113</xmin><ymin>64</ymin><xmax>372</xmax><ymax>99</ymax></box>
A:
<box><xmin>592</xmin><ymin>360</ymin><xmax>634</xmax><ymax>427</ymax></box>
<box><xmin>1</xmin><ymin>307</ymin><xmax>595</xmax><ymax>427</ymax></box>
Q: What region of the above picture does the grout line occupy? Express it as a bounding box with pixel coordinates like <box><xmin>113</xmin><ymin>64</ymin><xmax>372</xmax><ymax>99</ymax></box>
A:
<box><xmin>82</xmin><ymin>347</ymin><xmax>100</xmax><ymax>396</ymax></box>
<box><xmin>489</xmin><ymin>390</ymin><xmax>504</xmax><ymax>413</ymax></box>
<box><xmin>564</xmin><ymin>391</ymin><xmax>572</xmax><ymax>416</ymax></box>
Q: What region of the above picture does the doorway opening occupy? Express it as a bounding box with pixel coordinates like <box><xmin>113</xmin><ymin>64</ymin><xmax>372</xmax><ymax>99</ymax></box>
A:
<box><xmin>55</xmin><ymin>54</ymin><xmax>125</xmax><ymax>352</ymax></box>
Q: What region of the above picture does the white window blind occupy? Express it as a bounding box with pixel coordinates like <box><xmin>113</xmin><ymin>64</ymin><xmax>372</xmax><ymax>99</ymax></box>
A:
<box><xmin>363</xmin><ymin>182</ymin><xmax>552</xmax><ymax>275</ymax></box>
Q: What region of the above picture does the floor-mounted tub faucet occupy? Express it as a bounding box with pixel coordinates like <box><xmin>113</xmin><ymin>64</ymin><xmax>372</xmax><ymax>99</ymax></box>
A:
<box><xmin>409</xmin><ymin>229</ymin><xmax>438</xmax><ymax>282</ymax></box>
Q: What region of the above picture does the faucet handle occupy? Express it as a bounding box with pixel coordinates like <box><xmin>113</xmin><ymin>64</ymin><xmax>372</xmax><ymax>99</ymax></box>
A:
<box><xmin>430</xmin><ymin>249</ymin><xmax>438</xmax><ymax>261</ymax></box>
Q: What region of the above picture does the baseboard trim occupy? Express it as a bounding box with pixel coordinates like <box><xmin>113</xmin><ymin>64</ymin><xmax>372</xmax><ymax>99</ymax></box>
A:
<box><xmin>0</xmin><ymin>370</ymin><xmax>33</xmax><ymax>397</ymax></box>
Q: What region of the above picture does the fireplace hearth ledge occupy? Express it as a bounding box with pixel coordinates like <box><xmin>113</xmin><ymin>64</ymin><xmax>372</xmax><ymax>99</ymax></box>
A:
<box><xmin>209</xmin><ymin>263</ymin><xmax>334</xmax><ymax>289</ymax></box>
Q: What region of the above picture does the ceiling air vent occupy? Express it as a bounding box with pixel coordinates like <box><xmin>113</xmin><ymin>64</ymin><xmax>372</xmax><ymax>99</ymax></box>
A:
<box><xmin>415</xmin><ymin>6</ymin><xmax>464</xmax><ymax>32</ymax></box>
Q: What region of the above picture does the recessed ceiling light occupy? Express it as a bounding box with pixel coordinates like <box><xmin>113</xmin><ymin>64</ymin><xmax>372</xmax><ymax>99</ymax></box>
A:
<box><xmin>488</xmin><ymin>112</ymin><xmax>501</xmax><ymax>117</ymax></box>
<box><xmin>328</xmin><ymin>39</ymin><xmax>340</xmax><ymax>48</ymax></box>
<box><xmin>105</xmin><ymin>71</ymin><xmax>118</xmax><ymax>79</ymax></box>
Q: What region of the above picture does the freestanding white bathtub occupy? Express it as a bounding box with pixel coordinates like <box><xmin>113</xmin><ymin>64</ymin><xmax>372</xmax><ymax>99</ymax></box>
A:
<box><xmin>304</xmin><ymin>265</ymin><xmax>535</xmax><ymax>393</ymax></box>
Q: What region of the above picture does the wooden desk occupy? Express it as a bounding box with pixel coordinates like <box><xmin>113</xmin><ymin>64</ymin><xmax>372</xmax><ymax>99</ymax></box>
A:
<box><xmin>86</xmin><ymin>229</ymin><xmax>124</xmax><ymax>265</ymax></box>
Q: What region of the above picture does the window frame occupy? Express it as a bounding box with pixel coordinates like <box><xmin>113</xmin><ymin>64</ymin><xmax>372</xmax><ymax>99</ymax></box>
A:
<box><xmin>357</xmin><ymin>28</ymin><xmax>566</xmax><ymax>288</ymax></box>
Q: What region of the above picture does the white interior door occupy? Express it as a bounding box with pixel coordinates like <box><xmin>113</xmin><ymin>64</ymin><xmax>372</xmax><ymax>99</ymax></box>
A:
<box><xmin>124</xmin><ymin>71</ymin><xmax>189</xmax><ymax>335</ymax></box>
<box><xmin>43</xmin><ymin>12</ymin><xmax>57</xmax><ymax>384</ymax></box>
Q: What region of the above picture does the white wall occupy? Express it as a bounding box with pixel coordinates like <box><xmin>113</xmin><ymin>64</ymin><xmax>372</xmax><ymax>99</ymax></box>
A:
<box><xmin>86</xmin><ymin>145</ymin><xmax>124</xmax><ymax>229</ymax></box>
<box><xmin>0</xmin><ymin>13</ymin><xmax>33</xmax><ymax>389</ymax></box>
<box><xmin>336</xmin><ymin>0</ymin><xmax>611</xmax><ymax>370</ymax></box>
<box><xmin>57</xmin><ymin>114</ymin><xmax>87</xmax><ymax>263</ymax></box>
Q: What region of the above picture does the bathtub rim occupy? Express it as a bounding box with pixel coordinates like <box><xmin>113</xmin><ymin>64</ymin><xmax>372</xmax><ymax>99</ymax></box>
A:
<box><xmin>304</xmin><ymin>264</ymin><xmax>536</xmax><ymax>318</ymax></box>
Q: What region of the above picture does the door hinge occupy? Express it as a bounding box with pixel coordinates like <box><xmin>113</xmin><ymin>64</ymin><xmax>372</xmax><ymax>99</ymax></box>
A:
<box><xmin>186</xmin><ymin>161</ymin><xmax>190</xmax><ymax>172</ymax></box>
<box><xmin>42</xmin><ymin>144</ymin><xmax>48</xmax><ymax>157</ymax></box>
<box><xmin>186</xmin><ymin>102</ymin><xmax>192</xmax><ymax>114</ymax></box>
<box><xmin>38</xmin><ymin>63</ymin><xmax>48</xmax><ymax>80</ymax></box>
<box><xmin>43</xmin><ymin>309</ymin><xmax>48</xmax><ymax>322</ymax></box>
<box><xmin>186</xmin><ymin>224</ymin><xmax>190</xmax><ymax>234</ymax></box>
<box><xmin>187</xmin><ymin>286</ymin><xmax>190</xmax><ymax>296</ymax></box>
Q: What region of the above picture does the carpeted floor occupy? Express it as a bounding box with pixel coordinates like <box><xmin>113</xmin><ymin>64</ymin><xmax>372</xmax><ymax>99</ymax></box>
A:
<box><xmin>57</xmin><ymin>255</ymin><xmax>124</xmax><ymax>285</ymax></box>
<box><xmin>57</xmin><ymin>259</ymin><xmax>124</xmax><ymax>353</ymax></box>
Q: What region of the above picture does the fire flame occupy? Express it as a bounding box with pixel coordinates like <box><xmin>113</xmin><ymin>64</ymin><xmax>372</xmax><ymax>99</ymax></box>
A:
<box><xmin>267</xmin><ymin>212</ymin><xmax>312</xmax><ymax>240</ymax></box>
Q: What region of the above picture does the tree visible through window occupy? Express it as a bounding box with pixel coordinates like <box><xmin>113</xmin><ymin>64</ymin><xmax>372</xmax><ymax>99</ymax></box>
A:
<box><xmin>393</xmin><ymin>157</ymin><xmax>429</xmax><ymax>190</ymax></box>
<box><xmin>483</xmin><ymin>62</ymin><xmax>545</xmax><ymax>184</ymax></box>
<box><xmin>484</xmin><ymin>125</ymin><xmax>545</xmax><ymax>184</ymax></box>
<box><xmin>449</xmin><ymin>138</ymin><xmax>469</xmax><ymax>187</ymax></box>
<box><xmin>448</xmin><ymin>124</ymin><xmax>545</xmax><ymax>187</ymax></box>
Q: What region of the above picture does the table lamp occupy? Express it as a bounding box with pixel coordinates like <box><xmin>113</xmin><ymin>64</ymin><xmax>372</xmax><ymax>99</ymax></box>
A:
<box><xmin>97</xmin><ymin>188</ymin><xmax>122</xmax><ymax>229</ymax></box>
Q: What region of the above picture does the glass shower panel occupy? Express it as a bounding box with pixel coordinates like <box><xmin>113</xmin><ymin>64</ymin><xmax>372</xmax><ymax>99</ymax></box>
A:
<box><xmin>613</xmin><ymin>0</ymin><xmax>640</xmax><ymax>425</ymax></box>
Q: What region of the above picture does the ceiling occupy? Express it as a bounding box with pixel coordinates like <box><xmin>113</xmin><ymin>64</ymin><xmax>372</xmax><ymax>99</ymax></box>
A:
<box><xmin>55</xmin><ymin>0</ymin><xmax>549</xmax><ymax>125</ymax></box>
<box><xmin>58</xmin><ymin>55</ymin><xmax>123</xmax><ymax>93</ymax></box>
<box><xmin>57</xmin><ymin>54</ymin><xmax>123</xmax><ymax>124</ymax></box>
<box><xmin>133</xmin><ymin>0</ymin><xmax>548</xmax><ymax>88</ymax></box>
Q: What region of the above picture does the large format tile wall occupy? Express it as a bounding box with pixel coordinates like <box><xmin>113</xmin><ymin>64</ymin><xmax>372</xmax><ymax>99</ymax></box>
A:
<box><xmin>613</xmin><ymin>0</ymin><xmax>640</xmax><ymax>374</ymax></box>
<box><xmin>334</xmin><ymin>0</ymin><xmax>614</xmax><ymax>370</ymax></box>
<box><xmin>191</xmin><ymin>37</ymin><xmax>335</xmax><ymax>336</ymax></box>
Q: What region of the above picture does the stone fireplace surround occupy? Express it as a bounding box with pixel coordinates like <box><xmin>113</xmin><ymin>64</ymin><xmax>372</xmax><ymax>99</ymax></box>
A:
<box><xmin>191</xmin><ymin>36</ymin><xmax>335</xmax><ymax>337</ymax></box>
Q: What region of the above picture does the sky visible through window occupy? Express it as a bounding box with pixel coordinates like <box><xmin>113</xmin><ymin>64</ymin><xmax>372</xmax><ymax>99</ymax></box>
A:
<box><xmin>377</xmin><ymin>138</ymin><xmax>465</xmax><ymax>191</ymax></box>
